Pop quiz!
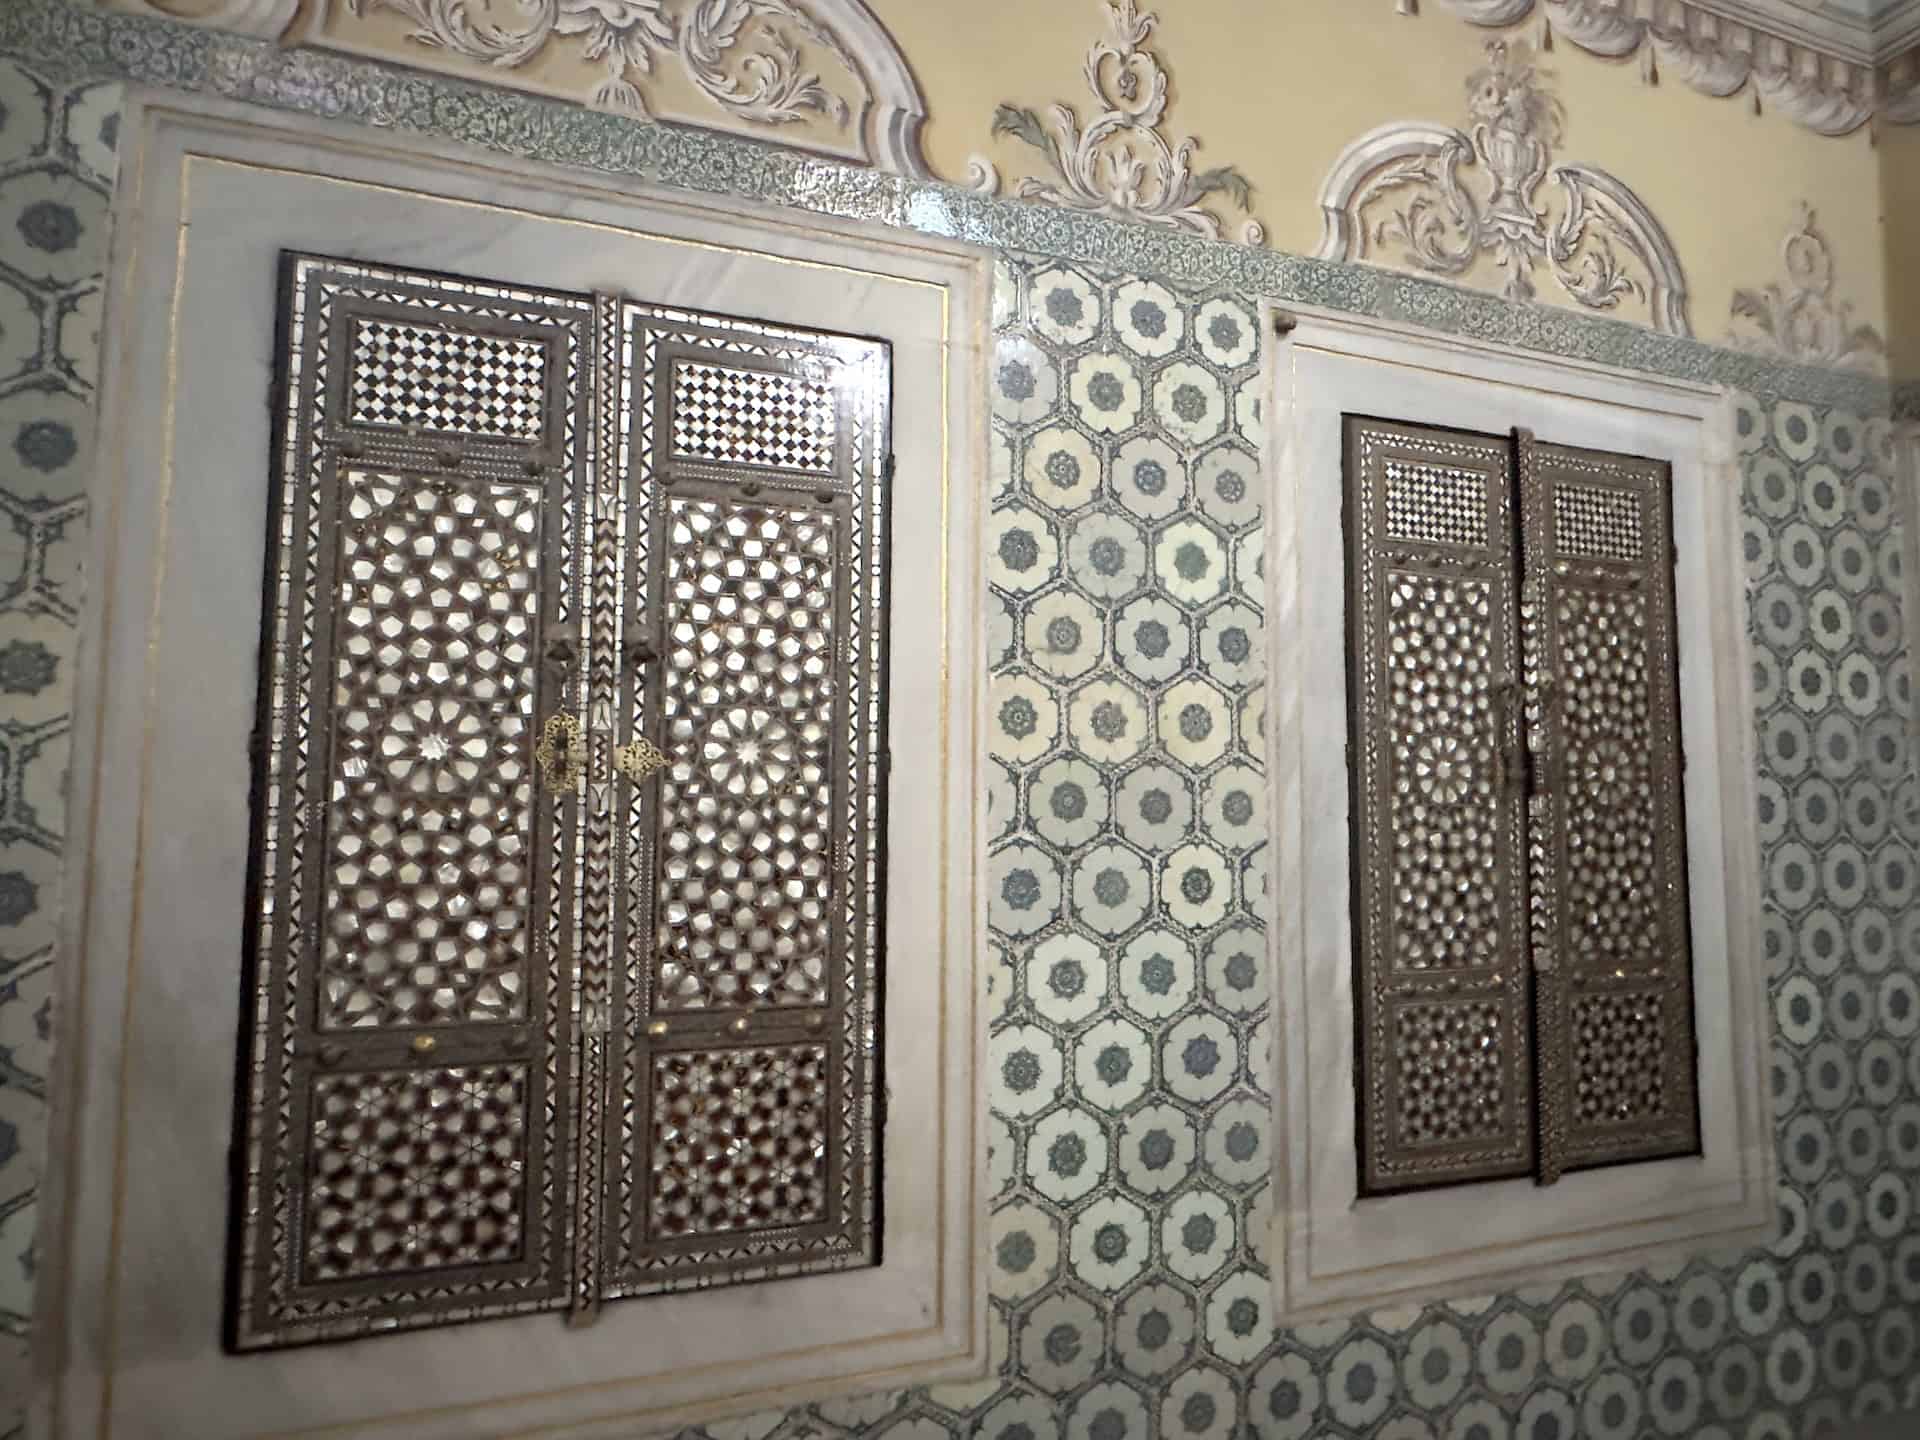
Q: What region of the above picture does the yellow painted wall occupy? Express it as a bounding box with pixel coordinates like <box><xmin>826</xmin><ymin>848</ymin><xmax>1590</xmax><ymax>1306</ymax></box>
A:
<box><xmin>880</xmin><ymin>0</ymin><xmax>1887</xmax><ymax>350</ymax></box>
<box><xmin>1879</xmin><ymin>125</ymin><xmax>1920</xmax><ymax>378</ymax></box>
<box><xmin>268</xmin><ymin>0</ymin><xmax>1896</xmax><ymax>359</ymax></box>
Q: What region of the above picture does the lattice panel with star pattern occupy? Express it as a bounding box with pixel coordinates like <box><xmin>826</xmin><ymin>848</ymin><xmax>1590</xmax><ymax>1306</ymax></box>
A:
<box><xmin>319</xmin><ymin>469</ymin><xmax>541</xmax><ymax>1030</ymax></box>
<box><xmin>304</xmin><ymin>1065</ymin><xmax>531</xmax><ymax>1281</ymax></box>
<box><xmin>231</xmin><ymin>255</ymin><xmax>590</xmax><ymax>1349</ymax></box>
<box><xmin>1517</xmin><ymin>433</ymin><xmax>1698</xmax><ymax>1181</ymax></box>
<box><xmin>648</xmin><ymin>1046</ymin><xmax>830</xmax><ymax>1239</ymax></box>
<box><xmin>1345</xmin><ymin>418</ymin><xmax>1699</xmax><ymax>1193</ymax></box>
<box><xmin>653</xmin><ymin>498</ymin><xmax>839</xmax><ymax>1011</ymax></box>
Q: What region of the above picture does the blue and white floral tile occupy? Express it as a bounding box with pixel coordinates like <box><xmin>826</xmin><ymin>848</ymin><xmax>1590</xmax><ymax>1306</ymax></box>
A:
<box><xmin>0</xmin><ymin>53</ymin><xmax>117</xmax><ymax>1431</ymax></box>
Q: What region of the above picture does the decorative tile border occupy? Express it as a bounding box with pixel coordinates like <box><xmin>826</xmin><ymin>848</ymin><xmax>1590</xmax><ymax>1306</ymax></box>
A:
<box><xmin>0</xmin><ymin>0</ymin><xmax>1899</xmax><ymax>416</ymax></box>
<box><xmin>0</xmin><ymin>47</ymin><xmax>119</xmax><ymax>1438</ymax></box>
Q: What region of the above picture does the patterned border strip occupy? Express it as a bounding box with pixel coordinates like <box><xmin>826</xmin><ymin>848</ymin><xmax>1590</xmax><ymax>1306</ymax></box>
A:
<box><xmin>0</xmin><ymin>0</ymin><xmax>1898</xmax><ymax>414</ymax></box>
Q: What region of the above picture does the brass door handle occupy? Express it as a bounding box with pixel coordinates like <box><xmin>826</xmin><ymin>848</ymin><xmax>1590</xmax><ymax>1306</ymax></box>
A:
<box><xmin>614</xmin><ymin>736</ymin><xmax>669</xmax><ymax>784</ymax></box>
<box><xmin>535</xmin><ymin>712</ymin><xmax>587</xmax><ymax>791</ymax></box>
<box><xmin>1490</xmin><ymin>675</ymin><xmax>1524</xmax><ymax>796</ymax></box>
<box><xmin>537</xmin><ymin>714</ymin><xmax>668</xmax><ymax>793</ymax></box>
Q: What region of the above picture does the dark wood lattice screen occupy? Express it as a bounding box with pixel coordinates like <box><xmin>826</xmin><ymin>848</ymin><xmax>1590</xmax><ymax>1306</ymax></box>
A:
<box><xmin>228</xmin><ymin>256</ymin><xmax>889</xmax><ymax>1349</ymax></box>
<box><xmin>1344</xmin><ymin>416</ymin><xmax>1698</xmax><ymax>1197</ymax></box>
<box><xmin>1515</xmin><ymin>431</ymin><xmax>1700</xmax><ymax>1182</ymax></box>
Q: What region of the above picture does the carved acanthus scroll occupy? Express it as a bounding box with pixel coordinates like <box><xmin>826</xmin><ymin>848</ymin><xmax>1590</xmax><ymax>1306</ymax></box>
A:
<box><xmin>968</xmin><ymin>0</ymin><xmax>1264</xmax><ymax>245</ymax></box>
<box><xmin>1729</xmin><ymin>204</ymin><xmax>1886</xmax><ymax>374</ymax></box>
<box><xmin>284</xmin><ymin>0</ymin><xmax>934</xmax><ymax>176</ymax></box>
<box><xmin>1318</xmin><ymin>42</ymin><xmax>1691</xmax><ymax>335</ymax></box>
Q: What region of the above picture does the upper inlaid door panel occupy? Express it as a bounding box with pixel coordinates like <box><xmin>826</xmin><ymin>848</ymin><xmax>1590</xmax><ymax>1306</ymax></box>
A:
<box><xmin>1344</xmin><ymin>416</ymin><xmax>1536</xmax><ymax>1196</ymax></box>
<box><xmin>1515</xmin><ymin>433</ymin><xmax>1700</xmax><ymax>1181</ymax></box>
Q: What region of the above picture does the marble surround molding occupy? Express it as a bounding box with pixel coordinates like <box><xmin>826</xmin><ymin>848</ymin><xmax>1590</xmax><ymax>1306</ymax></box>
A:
<box><xmin>1265</xmin><ymin>310</ymin><xmax>1773</xmax><ymax>1321</ymax></box>
<box><xmin>0</xmin><ymin>0</ymin><xmax>1897</xmax><ymax>416</ymax></box>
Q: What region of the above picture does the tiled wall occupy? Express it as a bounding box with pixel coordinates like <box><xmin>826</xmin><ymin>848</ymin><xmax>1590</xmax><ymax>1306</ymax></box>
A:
<box><xmin>0</xmin><ymin>45</ymin><xmax>1917</xmax><ymax>1440</ymax></box>
<box><xmin>919</xmin><ymin>256</ymin><xmax>1919</xmax><ymax>1440</ymax></box>
<box><xmin>0</xmin><ymin>56</ymin><xmax>116</xmax><ymax>1436</ymax></box>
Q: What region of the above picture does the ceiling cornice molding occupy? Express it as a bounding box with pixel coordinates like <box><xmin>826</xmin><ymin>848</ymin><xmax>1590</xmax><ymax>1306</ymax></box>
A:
<box><xmin>1871</xmin><ymin>0</ymin><xmax>1920</xmax><ymax>58</ymax></box>
<box><xmin>1689</xmin><ymin>0</ymin><xmax>1874</xmax><ymax>63</ymax></box>
<box><xmin>1407</xmin><ymin>0</ymin><xmax>1920</xmax><ymax>134</ymax></box>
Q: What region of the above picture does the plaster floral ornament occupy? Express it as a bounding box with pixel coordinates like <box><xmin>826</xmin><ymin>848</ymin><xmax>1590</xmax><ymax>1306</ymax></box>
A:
<box><xmin>1728</xmin><ymin>204</ymin><xmax>1886</xmax><ymax>375</ymax></box>
<box><xmin>967</xmin><ymin>0</ymin><xmax>1265</xmax><ymax>245</ymax></box>
<box><xmin>347</xmin><ymin>0</ymin><xmax>838</xmax><ymax>118</ymax></box>
<box><xmin>1318</xmin><ymin>40</ymin><xmax>1692</xmax><ymax>335</ymax></box>
<box><xmin>299</xmin><ymin>0</ymin><xmax>935</xmax><ymax>173</ymax></box>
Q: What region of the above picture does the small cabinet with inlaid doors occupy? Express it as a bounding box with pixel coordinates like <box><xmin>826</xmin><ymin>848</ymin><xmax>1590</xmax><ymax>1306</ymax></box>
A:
<box><xmin>231</xmin><ymin>255</ymin><xmax>891</xmax><ymax>1347</ymax></box>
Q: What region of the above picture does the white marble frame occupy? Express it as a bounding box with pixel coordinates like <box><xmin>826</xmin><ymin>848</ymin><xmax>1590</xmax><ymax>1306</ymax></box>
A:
<box><xmin>34</xmin><ymin>91</ymin><xmax>989</xmax><ymax>1439</ymax></box>
<box><xmin>1261</xmin><ymin>306</ymin><xmax>1776</xmax><ymax>1323</ymax></box>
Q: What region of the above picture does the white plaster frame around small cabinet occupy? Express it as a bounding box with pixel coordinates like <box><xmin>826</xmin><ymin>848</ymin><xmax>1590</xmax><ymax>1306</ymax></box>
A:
<box><xmin>37</xmin><ymin>93</ymin><xmax>989</xmax><ymax>1440</ymax></box>
<box><xmin>1262</xmin><ymin>307</ymin><xmax>1776</xmax><ymax>1323</ymax></box>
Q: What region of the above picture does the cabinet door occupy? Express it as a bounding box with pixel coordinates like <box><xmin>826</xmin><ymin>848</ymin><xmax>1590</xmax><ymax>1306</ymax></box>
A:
<box><xmin>1344</xmin><ymin>417</ymin><xmax>1536</xmax><ymax>1195</ymax></box>
<box><xmin>230</xmin><ymin>255</ymin><xmax>594</xmax><ymax>1347</ymax></box>
<box><xmin>1515</xmin><ymin>433</ymin><xmax>1700</xmax><ymax>1183</ymax></box>
<box><xmin>603</xmin><ymin>305</ymin><xmax>891</xmax><ymax>1297</ymax></box>
<box><xmin>233</xmin><ymin>262</ymin><xmax>895</xmax><ymax>1340</ymax></box>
